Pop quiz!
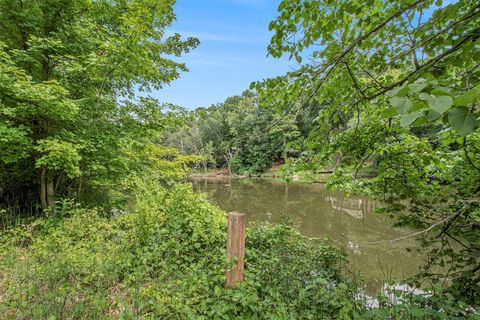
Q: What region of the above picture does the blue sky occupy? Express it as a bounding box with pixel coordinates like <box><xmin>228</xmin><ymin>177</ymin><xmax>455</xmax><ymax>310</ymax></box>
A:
<box><xmin>152</xmin><ymin>0</ymin><xmax>293</xmax><ymax>110</ymax></box>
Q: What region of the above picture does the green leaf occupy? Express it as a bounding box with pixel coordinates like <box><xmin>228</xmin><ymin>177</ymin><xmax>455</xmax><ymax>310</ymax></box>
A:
<box><xmin>448</xmin><ymin>107</ymin><xmax>477</xmax><ymax>136</ymax></box>
<box><xmin>419</xmin><ymin>93</ymin><xmax>452</xmax><ymax>115</ymax></box>
<box><xmin>427</xmin><ymin>110</ymin><xmax>441</xmax><ymax>121</ymax></box>
<box><xmin>390</xmin><ymin>97</ymin><xmax>412</xmax><ymax>114</ymax></box>
<box><xmin>411</xmin><ymin>115</ymin><xmax>427</xmax><ymax>127</ymax></box>
<box><xmin>454</xmin><ymin>85</ymin><xmax>480</xmax><ymax>106</ymax></box>
<box><xmin>409</xmin><ymin>100</ymin><xmax>426</xmax><ymax>112</ymax></box>
<box><xmin>408</xmin><ymin>82</ymin><xmax>427</xmax><ymax>93</ymax></box>
<box><xmin>381</xmin><ymin>107</ymin><xmax>398</xmax><ymax>119</ymax></box>
<box><xmin>387</xmin><ymin>85</ymin><xmax>409</xmax><ymax>97</ymax></box>
<box><xmin>400</xmin><ymin>111</ymin><xmax>423</xmax><ymax>127</ymax></box>
<box><xmin>268</xmin><ymin>21</ymin><xmax>275</xmax><ymax>31</ymax></box>
<box><xmin>387</xmin><ymin>87</ymin><xmax>400</xmax><ymax>97</ymax></box>
<box><xmin>431</xmin><ymin>88</ymin><xmax>451</xmax><ymax>96</ymax></box>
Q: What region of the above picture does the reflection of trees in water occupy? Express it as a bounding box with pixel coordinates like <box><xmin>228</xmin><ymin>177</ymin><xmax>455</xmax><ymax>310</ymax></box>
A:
<box><xmin>326</xmin><ymin>196</ymin><xmax>380</xmax><ymax>220</ymax></box>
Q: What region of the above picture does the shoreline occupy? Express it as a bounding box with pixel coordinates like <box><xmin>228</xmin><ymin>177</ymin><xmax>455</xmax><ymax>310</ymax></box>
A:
<box><xmin>188</xmin><ymin>169</ymin><xmax>331</xmax><ymax>184</ymax></box>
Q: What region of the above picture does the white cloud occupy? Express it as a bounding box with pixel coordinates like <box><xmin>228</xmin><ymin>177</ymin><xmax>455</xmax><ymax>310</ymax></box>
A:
<box><xmin>169</xmin><ymin>30</ymin><xmax>266</xmax><ymax>45</ymax></box>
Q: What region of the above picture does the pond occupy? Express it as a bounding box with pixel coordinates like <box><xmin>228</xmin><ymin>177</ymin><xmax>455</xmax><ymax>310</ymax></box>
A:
<box><xmin>191</xmin><ymin>177</ymin><xmax>425</xmax><ymax>293</ymax></box>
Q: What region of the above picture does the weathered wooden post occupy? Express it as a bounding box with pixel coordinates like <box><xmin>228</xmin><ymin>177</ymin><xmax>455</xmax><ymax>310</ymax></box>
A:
<box><xmin>225</xmin><ymin>212</ymin><xmax>246</xmax><ymax>288</ymax></box>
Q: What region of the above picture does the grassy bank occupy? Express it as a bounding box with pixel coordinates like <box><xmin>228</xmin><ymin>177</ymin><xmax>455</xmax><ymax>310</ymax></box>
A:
<box><xmin>260</xmin><ymin>166</ymin><xmax>331</xmax><ymax>183</ymax></box>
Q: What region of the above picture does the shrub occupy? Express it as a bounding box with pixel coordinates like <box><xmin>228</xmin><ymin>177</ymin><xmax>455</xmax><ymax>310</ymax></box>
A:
<box><xmin>0</xmin><ymin>183</ymin><xmax>359</xmax><ymax>319</ymax></box>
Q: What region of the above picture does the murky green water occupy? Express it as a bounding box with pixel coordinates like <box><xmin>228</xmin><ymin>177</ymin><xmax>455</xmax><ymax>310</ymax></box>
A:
<box><xmin>191</xmin><ymin>177</ymin><xmax>425</xmax><ymax>293</ymax></box>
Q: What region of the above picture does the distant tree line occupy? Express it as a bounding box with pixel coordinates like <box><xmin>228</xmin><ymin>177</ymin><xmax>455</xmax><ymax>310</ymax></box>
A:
<box><xmin>164</xmin><ymin>90</ymin><xmax>327</xmax><ymax>175</ymax></box>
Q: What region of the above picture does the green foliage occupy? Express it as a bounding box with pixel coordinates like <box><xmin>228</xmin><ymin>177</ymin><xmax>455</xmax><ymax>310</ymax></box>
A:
<box><xmin>2</xmin><ymin>0</ymin><xmax>479</xmax><ymax>317</ymax></box>
<box><xmin>165</xmin><ymin>91</ymin><xmax>303</xmax><ymax>175</ymax></box>
<box><xmin>34</xmin><ymin>138</ymin><xmax>81</xmax><ymax>179</ymax></box>
<box><xmin>385</xmin><ymin>81</ymin><xmax>479</xmax><ymax>135</ymax></box>
<box><xmin>0</xmin><ymin>184</ymin><xmax>359</xmax><ymax>319</ymax></box>
<box><xmin>255</xmin><ymin>0</ymin><xmax>480</xmax><ymax>311</ymax></box>
<box><xmin>0</xmin><ymin>0</ymin><xmax>199</xmax><ymax>212</ymax></box>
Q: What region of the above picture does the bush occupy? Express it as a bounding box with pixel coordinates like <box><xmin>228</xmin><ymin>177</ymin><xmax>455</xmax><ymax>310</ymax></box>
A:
<box><xmin>0</xmin><ymin>183</ymin><xmax>360</xmax><ymax>319</ymax></box>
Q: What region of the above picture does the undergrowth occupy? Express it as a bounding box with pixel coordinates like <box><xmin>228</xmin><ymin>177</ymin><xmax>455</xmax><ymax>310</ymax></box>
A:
<box><xmin>1</xmin><ymin>183</ymin><xmax>476</xmax><ymax>319</ymax></box>
<box><xmin>0</xmin><ymin>183</ymin><xmax>360</xmax><ymax>319</ymax></box>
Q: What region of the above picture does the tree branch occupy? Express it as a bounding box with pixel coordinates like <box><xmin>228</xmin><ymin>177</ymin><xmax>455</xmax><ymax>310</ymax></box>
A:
<box><xmin>463</xmin><ymin>136</ymin><xmax>480</xmax><ymax>173</ymax></box>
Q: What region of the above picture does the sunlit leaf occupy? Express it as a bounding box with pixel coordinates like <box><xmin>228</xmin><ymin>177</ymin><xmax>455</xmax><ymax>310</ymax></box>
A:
<box><xmin>391</xmin><ymin>97</ymin><xmax>412</xmax><ymax>114</ymax></box>
<box><xmin>419</xmin><ymin>93</ymin><xmax>452</xmax><ymax>115</ymax></box>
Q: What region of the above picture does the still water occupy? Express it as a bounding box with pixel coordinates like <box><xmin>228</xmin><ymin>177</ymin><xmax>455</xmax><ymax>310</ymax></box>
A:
<box><xmin>191</xmin><ymin>177</ymin><xmax>425</xmax><ymax>293</ymax></box>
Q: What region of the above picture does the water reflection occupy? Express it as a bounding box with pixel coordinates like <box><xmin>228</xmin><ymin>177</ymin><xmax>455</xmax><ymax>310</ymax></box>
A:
<box><xmin>191</xmin><ymin>177</ymin><xmax>424</xmax><ymax>293</ymax></box>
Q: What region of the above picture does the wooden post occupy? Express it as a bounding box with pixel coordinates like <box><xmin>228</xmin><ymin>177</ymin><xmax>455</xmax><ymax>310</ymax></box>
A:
<box><xmin>225</xmin><ymin>212</ymin><xmax>246</xmax><ymax>288</ymax></box>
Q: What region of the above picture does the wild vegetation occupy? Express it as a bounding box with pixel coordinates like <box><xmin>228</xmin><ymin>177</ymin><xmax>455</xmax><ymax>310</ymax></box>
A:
<box><xmin>167</xmin><ymin>0</ymin><xmax>480</xmax><ymax>315</ymax></box>
<box><xmin>1</xmin><ymin>184</ymin><xmax>361</xmax><ymax>319</ymax></box>
<box><xmin>0</xmin><ymin>0</ymin><xmax>479</xmax><ymax>318</ymax></box>
<box><xmin>257</xmin><ymin>0</ymin><xmax>480</xmax><ymax>309</ymax></box>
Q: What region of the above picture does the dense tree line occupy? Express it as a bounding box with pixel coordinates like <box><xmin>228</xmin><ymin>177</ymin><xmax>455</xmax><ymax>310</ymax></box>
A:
<box><xmin>164</xmin><ymin>90</ymin><xmax>325</xmax><ymax>175</ymax></box>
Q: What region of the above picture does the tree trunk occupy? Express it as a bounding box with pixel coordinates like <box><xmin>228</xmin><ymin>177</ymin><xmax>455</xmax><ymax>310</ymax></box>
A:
<box><xmin>38</xmin><ymin>166</ymin><xmax>56</xmax><ymax>214</ymax></box>
<box><xmin>77</xmin><ymin>174</ymin><xmax>83</xmax><ymax>197</ymax></box>
<box><xmin>39</xmin><ymin>166</ymin><xmax>48</xmax><ymax>210</ymax></box>
<box><xmin>47</xmin><ymin>177</ymin><xmax>55</xmax><ymax>213</ymax></box>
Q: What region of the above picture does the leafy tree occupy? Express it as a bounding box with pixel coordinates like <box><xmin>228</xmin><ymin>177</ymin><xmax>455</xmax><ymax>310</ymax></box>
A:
<box><xmin>0</xmin><ymin>0</ymin><xmax>199</xmax><ymax>212</ymax></box>
<box><xmin>258</xmin><ymin>0</ymin><xmax>480</xmax><ymax>306</ymax></box>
